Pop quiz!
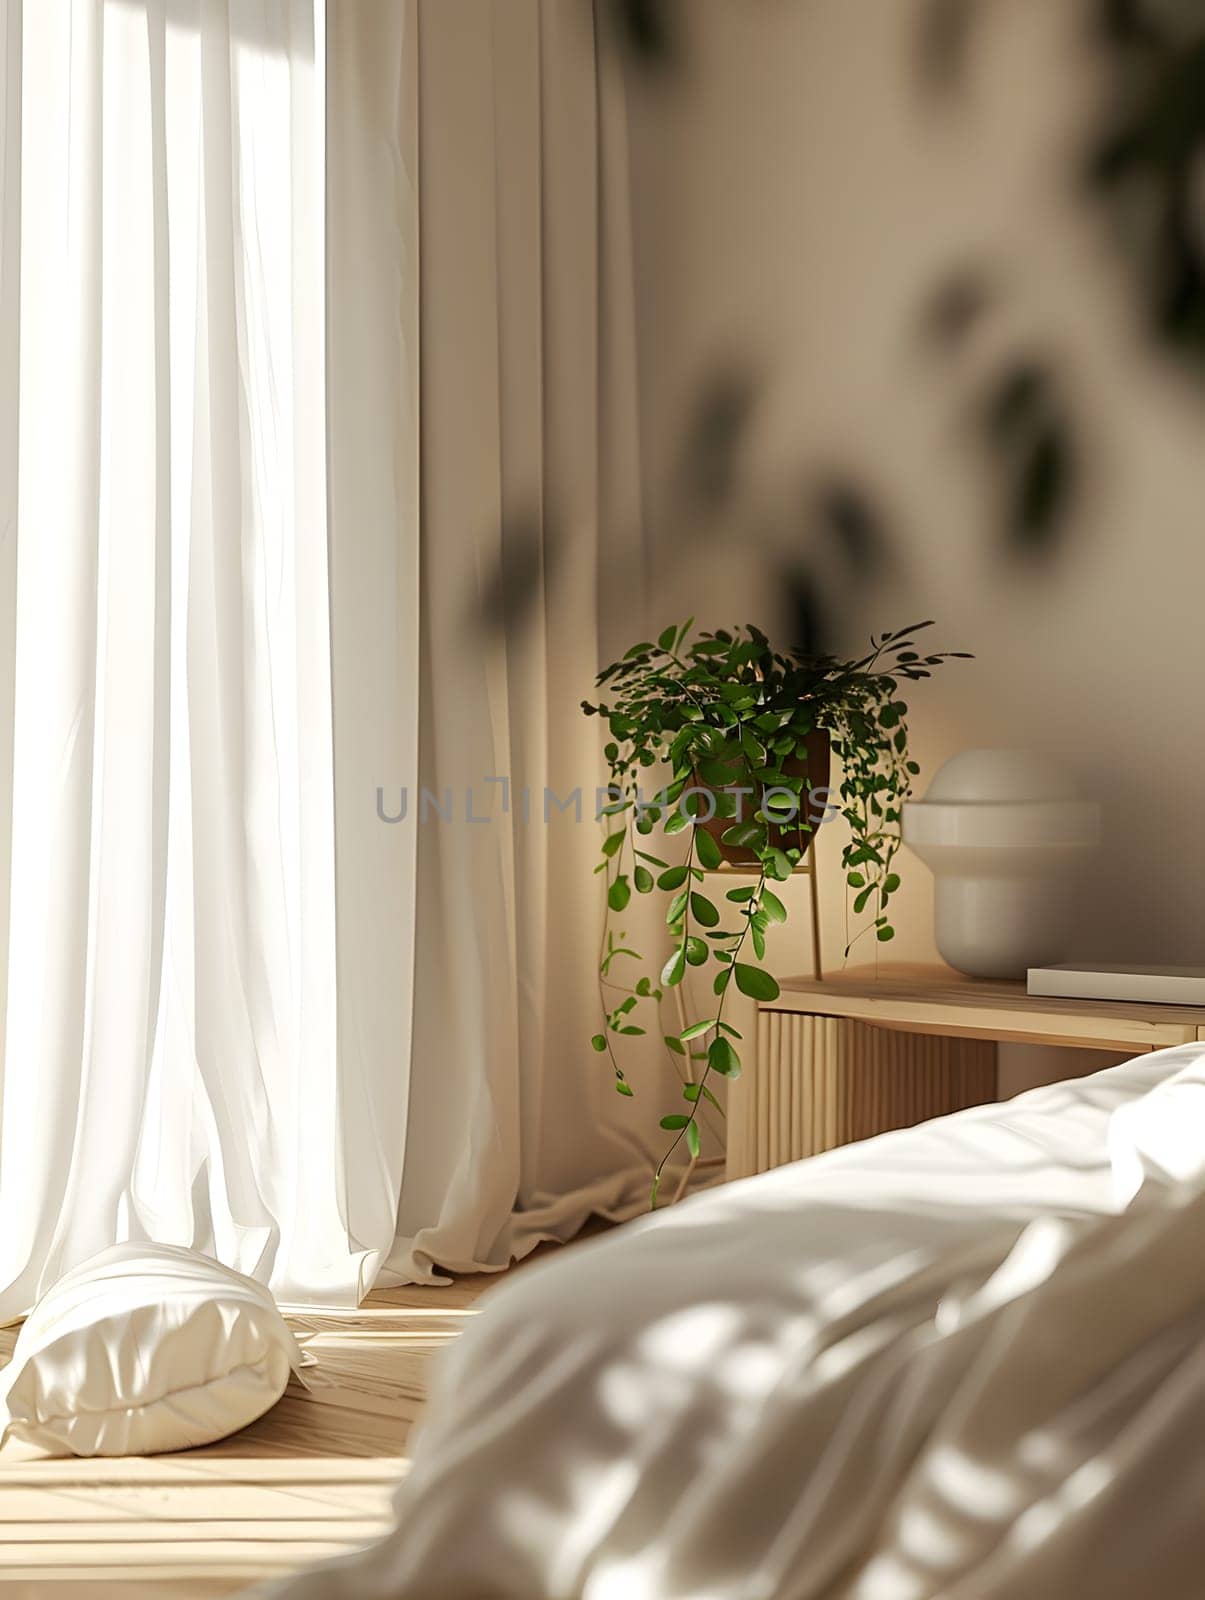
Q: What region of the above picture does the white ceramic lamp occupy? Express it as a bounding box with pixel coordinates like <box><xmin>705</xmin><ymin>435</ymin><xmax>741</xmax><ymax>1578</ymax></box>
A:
<box><xmin>902</xmin><ymin>749</ymin><xmax>1100</xmax><ymax>980</ymax></box>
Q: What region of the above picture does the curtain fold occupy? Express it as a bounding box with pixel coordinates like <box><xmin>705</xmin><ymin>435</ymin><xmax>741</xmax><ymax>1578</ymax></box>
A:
<box><xmin>0</xmin><ymin>0</ymin><xmax>19</xmax><ymax>1085</ymax></box>
<box><xmin>0</xmin><ymin>0</ymin><xmax>408</xmax><ymax>1320</ymax></box>
<box><xmin>379</xmin><ymin>0</ymin><xmax>679</xmax><ymax>1284</ymax></box>
<box><xmin>325</xmin><ymin>0</ymin><xmax>420</xmax><ymax>1301</ymax></box>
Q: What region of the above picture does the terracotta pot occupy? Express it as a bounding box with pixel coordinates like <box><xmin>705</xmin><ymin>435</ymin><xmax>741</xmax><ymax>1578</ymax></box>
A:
<box><xmin>697</xmin><ymin>728</ymin><xmax>831</xmax><ymax>868</ymax></box>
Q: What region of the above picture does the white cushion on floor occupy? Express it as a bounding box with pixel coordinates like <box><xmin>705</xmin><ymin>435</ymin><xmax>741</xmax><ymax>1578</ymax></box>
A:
<box><xmin>0</xmin><ymin>1242</ymin><xmax>305</xmax><ymax>1457</ymax></box>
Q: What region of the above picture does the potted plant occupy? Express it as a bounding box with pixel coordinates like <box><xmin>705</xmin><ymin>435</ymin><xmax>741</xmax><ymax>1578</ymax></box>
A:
<box><xmin>582</xmin><ymin>619</ymin><xmax>969</xmax><ymax>1204</ymax></box>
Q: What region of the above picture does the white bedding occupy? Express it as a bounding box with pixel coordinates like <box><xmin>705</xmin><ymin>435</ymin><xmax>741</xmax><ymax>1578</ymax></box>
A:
<box><xmin>265</xmin><ymin>1044</ymin><xmax>1205</xmax><ymax>1599</ymax></box>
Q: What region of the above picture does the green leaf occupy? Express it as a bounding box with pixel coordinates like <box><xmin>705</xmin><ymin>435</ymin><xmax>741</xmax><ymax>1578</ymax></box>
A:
<box><xmin>601</xmin><ymin>831</ymin><xmax>625</xmax><ymax>858</ymax></box>
<box><xmin>686</xmin><ymin>1120</ymin><xmax>701</xmax><ymax>1159</ymax></box>
<box><xmin>679</xmin><ymin>1018</ymin><xmax>718</xmax><ymax>1041</ymax></box>
<box><xmin>590</xmin><ymin>1033</ymin><xmax>607</xmax><ymax>1052</ymax></box>
<box><xmin>658</xmin><ymin>865</ymin><xmax>688</xmax><ymax>891</ymax></box>
<box><xmin>853</xmin><ymin>886</ymin><xmax>872</xmax><ymax>915</ymax></box>
<box><xmin>760</xmin><ymin>888</ymin><xmax>787</xmax><ymax>924</ymax></box>
<box><xmin>846</xmin><ymin>844</ymin><xmax>882</xmax><ymax>867</ymax></box>
<box><xmin>713</xmin><ymin>968</ymin><xmax>732</xmax><ymax>995</ymax></box>
<box><xmin>750</xmin><ymin>922</ymin><xmax>766</xmax><ymax>960</ymax></box>
<box><xmin>636</xmin><ymin>850</ymin><xmax>669</xmax><ymax>868</ymax></box>
<box><xmin>664</xmin><ymin>1033</ymin><xmax>686</xmax><ymax>1055</ymax></box>
<box><xmin>608</xmin><ymin>877</ymin><xmax>631</xmax><ymax>912</ymax></box>
<box><xmin>661</xmin><ymin>947</ymin><xmax>687</xmax><ymax>988</ymax></box>
<box><xmin>686</xmin><ymin>1081</ymin><xmax>725</xmax><ymax>1116</ymax></box>
<box><xmin>664</xmin><ymin>810</ymin><xmax>689</xmax><ymax>836</ymax></box>
<box><xmin>883</xmin><ymin>872</ymin><xmax>901</xmax><ymax>894</ymax></box>
<box><xmin>734</xmin><ymin>964</ymin><xmax>780</xmax><ymax>1001</ymax></box>
<box><xmin>690</xmin><ymin>892</ymin><xmax>720</xmax><ymax>928</ymax></box>
<box><xmin>617</xmin><ymin>1025</ymin><xmax>646</xmax><ymax>1036</ymax></box>
<box><xmin>877</xmin><ymin>925</ymin><xmax>895</xmax><ymax>942</ymax></box>
<box><xmin>650</xmin><ymin>1174</ymin><xmax>661</xmax><ymax>1209</ymax></box>
<box><xmin>740</xmin><ymin>729</ymin><xmax>765</xmax><ymax>765</ymax></box>
<box><xmin>721</xmin><ymin>822</ymin><xmax>764</xmax><ymax>849</ymax></box>
<box><xmin>707</xmin><ymin>1035</ymin><xmax>741</xmax><ymax>1078</ymax></box>
<box><xmin>698</xmin><ymin>757</ymin><xmax>739</xmax><ymax>787</ymax></box>
<box><xmin>666</xmin><ymin>890</ymin><xmax>689</xmax><ymax>924</ymax></box>
<box><xmin>764</xmin><ymin>848</ymin><xmax>793</xmax><ymax>881</ymax></box>
<box><xmin>685</xmin><ymin>936</ymin><xmax>709</xmax><ymax>966</ymax></box>
<box><xmin>615</xmin><ymin>1079</ymin><xmax>634</xmax><ymax>1097</ymax></box>
<box><xmin>660</xmin><ymin>1113</ymin><xmax>690</xmax><ymax>1130</ymax></box>
<box><xmin>658</xmin><ymin>624</ymin><xmax>678</xmax><ymax>652</ymax></box>
<box><xmin>846</xmin><ymin>871</ymin><xmax>865</xmax><ymax>888</ymax></box>
<box><xmin>726</xmin><ymin>885</ymin><xmax>756</xmax><ymax>903</ymax></box>
<box><xmin>634</xmin><ymin>865</ymin><xmax>654</xmax><ymax>894</ymax></box>
<box><xmin>693</xmin><ymin>827</ymin><xmax>724</xmax><ymax>870</ymax></box>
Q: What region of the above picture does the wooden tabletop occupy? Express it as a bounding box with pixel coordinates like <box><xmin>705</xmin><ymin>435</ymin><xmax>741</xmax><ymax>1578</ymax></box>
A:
<box><xmin>768</xmin><ymin>964</ymin><xmax>1205</xmax><ymax>1052</ymax></box>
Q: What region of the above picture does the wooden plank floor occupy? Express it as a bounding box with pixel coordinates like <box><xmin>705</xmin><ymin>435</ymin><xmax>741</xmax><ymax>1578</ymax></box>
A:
<box><xmin>0</xmin><ymin>1268</ymin><xmax>510</xmax><ymax>1598</ymax></box>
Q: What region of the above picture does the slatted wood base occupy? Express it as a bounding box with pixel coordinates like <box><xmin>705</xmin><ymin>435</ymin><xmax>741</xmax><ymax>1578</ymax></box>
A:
<box><xmin>0</xmin><ymin>1278</ymin><xmax>499</xmax><ymax>1595</ymax></box>
<box><xmin>728</xmin><ymin>1012</ymin><xmax>997</xmax><ymax>1180</ymax></box>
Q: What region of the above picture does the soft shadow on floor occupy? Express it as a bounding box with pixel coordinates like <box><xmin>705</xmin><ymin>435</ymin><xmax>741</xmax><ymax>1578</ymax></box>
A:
<box><xmin>0</xmin><ymin>1223</ymin><xmax>628</xmax><ymax>1595</ymax></box>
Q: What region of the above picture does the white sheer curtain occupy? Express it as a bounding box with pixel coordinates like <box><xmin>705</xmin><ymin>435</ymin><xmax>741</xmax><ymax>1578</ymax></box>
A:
<box><xmin>0</xmin><ymin>0</ymin><xmax>409</xmax><ymax>1319</ymax></box>
<box><xmin>0</xmin><ymin>0</ymin><xmax>680</xmax><ymax>1321</ymax></box>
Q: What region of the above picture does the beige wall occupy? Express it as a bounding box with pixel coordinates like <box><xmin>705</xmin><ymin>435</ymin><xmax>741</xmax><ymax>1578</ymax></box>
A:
<box><xmin>625</xmin><ymin>0</ymin><xmax>1205</xmax><ymax>1039</ymax></box>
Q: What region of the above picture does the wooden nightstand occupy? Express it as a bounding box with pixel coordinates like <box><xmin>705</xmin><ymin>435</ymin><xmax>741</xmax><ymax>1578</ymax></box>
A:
<box><xmin>726</xmin><ymin>963</ymin><xmax>1205</xmax><ymax>1182</ymax></box>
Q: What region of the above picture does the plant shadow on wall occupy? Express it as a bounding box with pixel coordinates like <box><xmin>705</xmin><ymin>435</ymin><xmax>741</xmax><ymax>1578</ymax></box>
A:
<box><xmin>582</xmin><ymin>622</ymin><xmax>968</xmax><ymax>1205</ymax></box>
<box><xmin>483</xmin><ymin>0</ymin><xmax>1205</xmax><ymax>654</ymax></box>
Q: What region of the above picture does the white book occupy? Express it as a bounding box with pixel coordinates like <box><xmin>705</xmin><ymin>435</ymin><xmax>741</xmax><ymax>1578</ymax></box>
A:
<box><xmin>1027</xmin><ymin>964</ymin><xmax>1205</xmax><ymax>1006</ymax></box>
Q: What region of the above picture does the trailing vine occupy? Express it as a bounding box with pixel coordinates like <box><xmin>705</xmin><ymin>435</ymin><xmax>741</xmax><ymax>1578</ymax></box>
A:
<box><xmin>582</xmin><ymin>621</ymin><xmax>969</xmax><ymax>1203</ymax></box>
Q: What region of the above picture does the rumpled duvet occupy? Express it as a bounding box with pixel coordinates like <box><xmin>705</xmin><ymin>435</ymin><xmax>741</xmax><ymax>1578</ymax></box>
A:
<box><xmin>265</xmin><ymin>1043</ymin><xmax>1205</xmax><ymax>1599</ymax></box>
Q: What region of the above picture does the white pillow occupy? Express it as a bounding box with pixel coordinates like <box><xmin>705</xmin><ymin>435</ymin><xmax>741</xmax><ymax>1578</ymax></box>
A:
<box><xmin>0</xmin><ymin>1242</ymin><xmax>307</xmax><ymax>1456</ymax></box>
